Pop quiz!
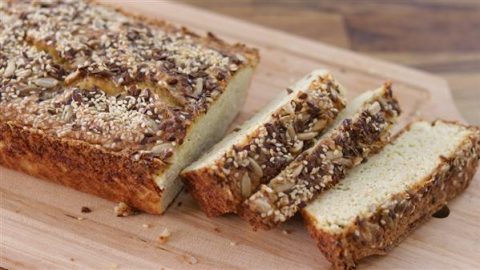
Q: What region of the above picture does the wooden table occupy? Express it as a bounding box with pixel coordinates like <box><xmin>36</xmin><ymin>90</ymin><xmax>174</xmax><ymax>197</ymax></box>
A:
<box><xmin>179</xmin><ymin>0</ymin><xmax>480</xmax><ymax>125</ymax></box>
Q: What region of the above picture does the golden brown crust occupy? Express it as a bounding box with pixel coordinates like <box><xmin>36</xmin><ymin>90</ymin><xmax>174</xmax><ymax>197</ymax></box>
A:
<box><xmin>0</xmin><ymin>122</ymin><xmax>165</xmax><ymax>214</ymax></box>
<box><xmin>302</xmin><ymin>122</ymin><xmax>480</xmax><ymax>269</ymax></box>
<box><xmin>182</xmin><ymin>167</ymin><xmax>239</xmax><ymax>217</ymax></box>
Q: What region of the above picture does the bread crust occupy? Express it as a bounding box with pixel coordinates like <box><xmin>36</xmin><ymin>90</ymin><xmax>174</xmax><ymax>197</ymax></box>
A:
<box><xmin>0</xmin><ymin>122</ymin><xmax>164</xmax><ymax>213</ymax></box>
<box><xmin>302</xmin><ymin>121</ymin><xmax>480</xmax><ymax>269</ymax></box>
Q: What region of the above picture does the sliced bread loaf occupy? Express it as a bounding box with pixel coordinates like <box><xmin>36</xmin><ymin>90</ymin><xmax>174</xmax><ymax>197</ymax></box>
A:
<box><xmin>181</xmin><ymin>70</ymin><xmax>346</xmax><ymax>216</ymax></box>
<box><xmin>302</xmin><ymin>120</ymin><xmax>480</xmax><ymax>269</ymax></box>
<box><xmin>240</xmin><ymin>83</ymin><xmax>400</xmax><ymax>229</ymax></box>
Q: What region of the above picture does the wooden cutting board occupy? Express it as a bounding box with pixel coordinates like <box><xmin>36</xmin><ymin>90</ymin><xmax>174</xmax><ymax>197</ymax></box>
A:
<box><xmin>1</xmin><ymin>1</ymin><xmax>479</xmax><ymax>269</ymax></box>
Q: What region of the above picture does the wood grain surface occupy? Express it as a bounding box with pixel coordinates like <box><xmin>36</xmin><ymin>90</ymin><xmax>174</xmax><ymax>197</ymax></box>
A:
<box><xmin>1</xmin><ymin>1</ymin><xmax>479</xmax><ymax>270</ymax></box>
<box><xmin>179</xmin><ymin>0</ymin><xmax>480</xmax><ymax>126</ymax></box>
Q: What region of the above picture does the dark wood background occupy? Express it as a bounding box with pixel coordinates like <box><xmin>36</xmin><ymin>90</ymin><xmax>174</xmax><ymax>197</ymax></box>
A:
<box><xmin>178</xmin><ymin>0</ymin><xmax>480</xmax><ymax>125</ymax></box>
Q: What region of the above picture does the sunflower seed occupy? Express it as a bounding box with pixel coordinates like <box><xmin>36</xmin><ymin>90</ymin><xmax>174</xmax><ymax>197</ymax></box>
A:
<box><xmin>290</xmin><ymin>164</ymin><xmax>304</xmax><ymax>177</ymax></box>
<box><xmin>151</xmin><ymin>143</ymin><xmax>172</xmax><ymax>155</ymax></box>
<box><xmin>248</xmin><ymin>157</ymin><xmax>263</xmax><ymax>178</ymax></box>
<box><xmin>253</xmin><ymin>197</ymin><xmax>272</xmax><ymax>213</ymax></box>
<box><xmin>3</xmin><ymin>61</ymin><xmax>16</xmax><ymax>78</ymax></box>
<box><xmin>286</xmin><ymin>123</ymin><xmax>296</xmax><ymax>140</ymax></box>
<box><xmin>291</xmin><ymin>140</ymin><xmax>304</xmax><ymax>154</ymax></box>
<box><xmin>368</xmin><ymin>101</ymin><xmax>381</xmax><ymax>114</ymax></box>
<box><xmin>311</xmin><ymin>119</ymin><xmax>327</xmax><ymax>132</ymax></box>
<box><xmin>65</xmin><ymin>70</ymin><xmax>82</xmax><ymax>84</ymax></box>
<box><xmin>61</xmin><ymin>105</ymin><xmax>73</xmax><ymax>121</ymax></box>
<box><xmin>241</xmin><ymin>173</ymin><xmax>252</xmax><ymax>198</ymax></box>
<box><xmin>33</xmin><ymin>77</ymin><xmax>58</xmax><ymax>88</ymax></box>
<box><xmin>16</xmin><ymin>69</ymin><xmax>32</xmax><ymax>78</ymax></box>
<box><xmin>297</xmin><ymin>131</ymin><xmax>318</xmax><ymax>141</ymax></box>
<box><xmin>271</xmin><ymin>178</ymin><xmax>294</xmax><ymax>192</ymax></box>
<box><xmin>193</xmin><ymin>78</ymin><xmax>203</xmax><ymax>97</ymax></box>
<box><xmin>283</xmin><ymin>101</ymin><xmax>295</xmax><ymax>115</ymax></box>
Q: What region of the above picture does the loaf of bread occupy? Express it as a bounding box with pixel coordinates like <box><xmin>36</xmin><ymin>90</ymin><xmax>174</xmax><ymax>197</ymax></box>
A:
<box><xmin>302</xmin><ymin>120</ymin><xmax>480</xmax><ymax>269</ymax></box>
<box><xmin>182</xmin><ymin>70</ymin><xmax>347</xmax><ymax>216</ymax></box>
<box><xmin>0</xmin><ymin>0</ymin><xmax>258</xmax><ymax>214</ymax></box>
<box><xmin>240</xmin><ymin>84</ymin><xmax>401</xmax><ymax>229</ymax></box>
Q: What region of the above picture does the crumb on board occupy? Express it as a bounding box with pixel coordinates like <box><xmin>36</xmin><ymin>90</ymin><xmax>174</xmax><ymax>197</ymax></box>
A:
<box><xmin>177</xmin><ymin>201</ymin><xmax>182</xmax><ymax>207</ymax></box>
<box><xmin>282</xmin><ymin>229</ymin><xmax>293</xmax><ymax>235</ymax></box>
<box><xmin>229</xmin><ymin>241</ymin><xmax>237</xmax><ymax>246</ymax></box>
<box><xmin>81</xmin><ymin>206</ymin><xmax>92</xmax><ymax>213</ymax></box>
<box><xmin>114</xmin><ymin>202</ymin><xmax>134</xmax><ymax>217</ymax></box>
<box><xmin>142</xmin><ymin>223</ymin><xmax>150</xmax><ymax>229</ymax></box>
<box><xmin>183</xmin><ymin>254</ymin><xmax>198</xmax><ymax>265</ymax></box>
<box><xmin>158</xmin><ymin>228</ymin><xmax>171</xmax><ymax>244</ymax></box>
<box><xmin>77</xmin><ymin>217</ymin><xmax>85</xmax><ymax>221</ymax></box>
<box><xmin>213</xmin><ymin>227</ymin><xmax>221</xmax><ymax>233</ymax></box>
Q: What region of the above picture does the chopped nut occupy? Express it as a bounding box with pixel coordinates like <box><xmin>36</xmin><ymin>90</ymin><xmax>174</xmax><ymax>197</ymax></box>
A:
<box><xmin>114</xmin><ymin>202</ymin><xmax>134</xmax><ymax>217</ymax></box>
<box><xmin>81</xmin><ymin>206</ymin><xmax>92</xmax><ymax>213</ymax></box>
<box><xmin>158</xmin><ymin>228</ymin><xmax>171</xmax><ymax>244</ymax></box>
<box><xmin>183</xmin><ymin>254</ymin><xmax>198</xmax><ymax>265</ymax></box>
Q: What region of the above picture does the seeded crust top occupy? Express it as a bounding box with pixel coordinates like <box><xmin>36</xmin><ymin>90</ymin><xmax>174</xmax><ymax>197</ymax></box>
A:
<box><xmin>0</xmin><ymin>0</ymin><xmax>258</xmax><ymax>165</ymax></box>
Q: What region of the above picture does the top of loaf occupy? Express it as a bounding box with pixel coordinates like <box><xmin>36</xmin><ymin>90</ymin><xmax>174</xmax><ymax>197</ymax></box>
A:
<box><xmin>304</xmin><ymin>120</ymin><xmax>478</xmax><ymax>233</ymax></box>
<box><xmin>0</xmin><ymin>0</ymin><xmax>258</xmax><ymax>163</ymax></box>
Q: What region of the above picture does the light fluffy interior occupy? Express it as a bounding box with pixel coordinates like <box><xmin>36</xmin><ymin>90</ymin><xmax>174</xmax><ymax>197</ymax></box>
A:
<box><xmin>154</xmin><ymin>67</ymin><xmax>254</xmax><ymax>212</ymax></box>
<box><xmin>184</xmin><ymin>69</ymin><xmax>333</xmax><ymax>171</ymax></box>
<box><xmin>305</xmin><ymin>121</ymin><xmax>472</xmax><ymax>233</ymax></box>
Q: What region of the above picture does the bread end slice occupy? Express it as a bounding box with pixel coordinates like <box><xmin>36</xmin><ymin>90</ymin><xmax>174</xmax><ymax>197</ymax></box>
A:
<box><xmin>302</xmin><ymin>120</ymin><xmax>480</xmax><ymax>269</ymax></box>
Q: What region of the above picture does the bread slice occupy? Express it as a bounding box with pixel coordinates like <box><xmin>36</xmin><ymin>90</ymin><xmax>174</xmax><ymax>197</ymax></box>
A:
<box><xmin>240</xmin><ymin>83</ymin><xmax>401</xmax><ymax>229</ymax></box>
<box><xmin>181</xmin><ymin>70</ymin><xmax>347</xmax><ymax>216</ymax></box>
<box><xmin>0</xmin><ymin>1</ymin><xmax>258</xmax><ymax>214</ymax></box>
<box><xmin>302</xmin><ymin>120</ymin><xmax>480</xmax><ymax>269</ymax></box>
